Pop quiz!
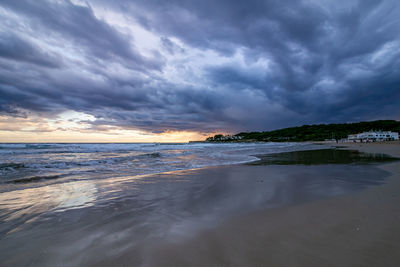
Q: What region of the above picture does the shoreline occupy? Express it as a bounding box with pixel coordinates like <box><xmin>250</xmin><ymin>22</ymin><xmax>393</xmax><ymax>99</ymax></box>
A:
<box><xmin>0</xmin><ymin>142</ymin><xmax>325</xmax><ymax>190</ymax></box>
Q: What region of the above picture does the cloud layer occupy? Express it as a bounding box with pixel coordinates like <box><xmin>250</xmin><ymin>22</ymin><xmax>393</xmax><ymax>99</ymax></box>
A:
<box><xmin>1</xmin><ymin>0</ymin><xmax>399</xmax><ymax>136</ymax></box>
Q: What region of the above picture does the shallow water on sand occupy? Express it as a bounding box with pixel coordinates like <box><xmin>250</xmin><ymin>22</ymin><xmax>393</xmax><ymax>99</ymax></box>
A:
<box><xmin>0</xmin><ymin>148</ymin><xmax>394</xmax><ymax>266</ymax></box>
<box><xmin>249</xmin><ymin>148</ymin><xmax>398</xmax><ymax>165</ymax></box>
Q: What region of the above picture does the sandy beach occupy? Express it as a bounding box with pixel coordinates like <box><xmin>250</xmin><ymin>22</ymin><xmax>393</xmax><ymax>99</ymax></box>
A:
<box><xmin>144</xmin><ymin>142</ymin><xmax>400</xmax><ymax>267</ymax></box>
<box><xmin>0</xmin><ymin>142</ymin><xmax>399</xmax><ymax>266</ymax></box>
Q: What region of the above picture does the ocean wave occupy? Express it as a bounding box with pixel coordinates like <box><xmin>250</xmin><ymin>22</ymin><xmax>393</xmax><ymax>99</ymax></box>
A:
<box><xmin>137</xmin><ymin>152</ymin><xmax>161</xmax><ymax>158</ymax></box>
<box><xmin>0</xmin><ymin>163</ymin><xmax>26</xmax><ymax>171</ymax></box>
<box><xmin>24</xmin><ymin>144</ymin><xmax>61</xmax><ymax>149</ymax></box>
<box><xmin>6</xmin><ymin>175</ymin><xmax>61</xmax><ymax>184</ymax></box>
<box><xmin>1</xmin><ymin>152</ymin><xmax>163</xmax><ymax>172</ymax></box>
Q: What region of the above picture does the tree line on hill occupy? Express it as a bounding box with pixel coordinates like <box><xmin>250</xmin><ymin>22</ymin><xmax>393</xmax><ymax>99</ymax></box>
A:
<box><xmin>205</xmin><ymin>120</ymin><xmax>400</xmax><ymax>142</ymax></box>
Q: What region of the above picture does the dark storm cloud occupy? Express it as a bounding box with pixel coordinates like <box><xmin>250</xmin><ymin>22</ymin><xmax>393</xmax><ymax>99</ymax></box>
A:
<box><xmin>0</xmin><ymin>32</ymin><xmax>61</xmax><ymax>68</ymax></box>
<box><xmin>204</xmin><ymin>65</ymin><xmax>269</xmax><ymax>91</ymax></box>
<box><xmin>116</xmin><ymin>0</ymin><xmax>400</xmax><ymax>124</ymax></box>
<box><xmin>0</xmin><ymin>0</ymin><xmax>162</xmax><ymax>119</ymax></box>
<box><xmin>0</xmin><ymin>0</ymin><xmax>399</xmax><ymax>134</ymax></box>
<box><xmin>160</xmin><ymin>37</ymin><xmax>185</xmax><ymax>55</ymax></box>
<box><xmin>0</xmin><ymin>0</ymin><xmax>161</xmax><ymax>71</ymax></box>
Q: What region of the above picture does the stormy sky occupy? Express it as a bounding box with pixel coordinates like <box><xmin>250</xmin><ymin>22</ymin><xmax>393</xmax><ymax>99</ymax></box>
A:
<box><xmin>1</xmin><ymin>0</ymin><xmax>400</xmax><ymax>141</ymax></box>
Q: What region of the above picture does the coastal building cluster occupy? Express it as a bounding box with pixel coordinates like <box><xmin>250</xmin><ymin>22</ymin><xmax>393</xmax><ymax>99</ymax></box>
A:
<box><xmin>205</xmin><ymin>129</ymin><xmax>399</xmax><ymax>143</ymax></box>
<box><xmin>206</xmin><ymin>135</ymin><xmax>243</xmax><ymax>142</ymax></box>
<box><xmin>348</xmin><ymin>131</ymin><xmax>399</xmax><ymax>142</ymax></box>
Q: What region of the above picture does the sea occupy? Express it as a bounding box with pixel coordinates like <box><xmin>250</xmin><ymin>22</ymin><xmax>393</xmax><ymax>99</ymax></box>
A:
<box><xmin>0</xmin><ymin>142</ymin><xmax>316</xmax><ymax>187</ymax></box>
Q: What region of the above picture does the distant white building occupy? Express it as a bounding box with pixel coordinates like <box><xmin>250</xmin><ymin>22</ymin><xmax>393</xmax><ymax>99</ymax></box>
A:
<box><xmin>348</xmin><ymin>131</ymin><xmax>399</xmax><ymax>142</ymax></box>
<box><xmin>217</xmin><ymin>135</ymin><xmax>243</xmax><ymax>141</ymax></box>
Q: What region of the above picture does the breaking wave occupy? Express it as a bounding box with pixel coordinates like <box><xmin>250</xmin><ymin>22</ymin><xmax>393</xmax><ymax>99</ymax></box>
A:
<box><xmin>7</xmin><ymin>175</ymin><xmax>62</xmax><ymax>184</ymax></box>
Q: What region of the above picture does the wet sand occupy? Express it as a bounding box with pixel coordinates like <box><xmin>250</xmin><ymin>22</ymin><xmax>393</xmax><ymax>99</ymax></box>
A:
<box><xmin>1</xmin><ymin>144</ymin><xmax>399</xmax><ymax>266</ymax></box>
<box><xmin>145</xmin><ymin>142</ymin><xmax>400</xmax><ymax>267</ymax></box>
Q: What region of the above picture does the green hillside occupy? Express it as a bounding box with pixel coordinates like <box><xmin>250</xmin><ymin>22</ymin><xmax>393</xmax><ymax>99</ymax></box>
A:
<box><xmin>206</xmin><ymin>120</ymin><xmax>400</xmax><ymax>142</ymax></box>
